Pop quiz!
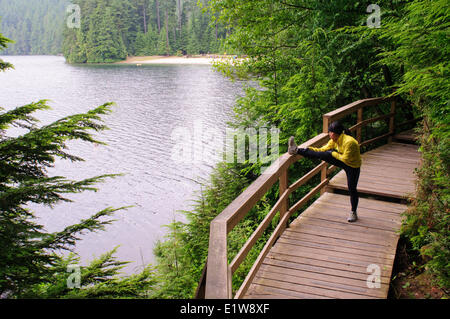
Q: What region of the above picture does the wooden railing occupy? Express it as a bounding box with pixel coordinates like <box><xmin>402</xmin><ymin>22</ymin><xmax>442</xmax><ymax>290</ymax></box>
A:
<box><xmin>200</xmin><ymin>96</ymin><xmax>397</xmax><ymax>299</ymax></box>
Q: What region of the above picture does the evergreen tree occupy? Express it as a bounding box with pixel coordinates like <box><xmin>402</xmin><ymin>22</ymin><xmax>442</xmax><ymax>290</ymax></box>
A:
<box><xmin>85</xmin><ymin>3</ymin><xmax>127</xmax><ymax>63</ymax></box>
<box><xmin>61</xmin><ymin>0</ymin><xmax>225</xmax><ymax>63</ymax></box>
<box><xmin>377</xmin><ymin>0</ymin><xmax>449</xmax><ymax>288</ymax></box>
<box><xmin>0</xmin><ymin>34</ymin><xmax>156</xmax><ymax>298</ymax></box>
<box><xmin>0</xmin><ymin>0</ymin><xmax>67</xmax><ymax>55</ymax></box>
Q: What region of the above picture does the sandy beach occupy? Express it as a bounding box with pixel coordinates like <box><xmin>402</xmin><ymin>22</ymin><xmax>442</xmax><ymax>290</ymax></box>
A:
<box><xmin>117</xmin><ymin>55</ymin><xmax>242</xmax><ymax>66</ymax></box>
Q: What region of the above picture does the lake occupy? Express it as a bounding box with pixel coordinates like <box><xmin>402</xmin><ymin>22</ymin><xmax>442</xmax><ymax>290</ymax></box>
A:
<box><xmin>0</xmin><ymin>55</ymin><xmax>247</xmax><ymax>274</ymax></box>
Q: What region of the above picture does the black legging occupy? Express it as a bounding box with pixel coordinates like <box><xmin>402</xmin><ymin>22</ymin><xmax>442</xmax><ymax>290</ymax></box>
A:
<box><xmin>298</xmin><ymin>148</ymin><xmax>360</xmax><ymax>212</ymax></box>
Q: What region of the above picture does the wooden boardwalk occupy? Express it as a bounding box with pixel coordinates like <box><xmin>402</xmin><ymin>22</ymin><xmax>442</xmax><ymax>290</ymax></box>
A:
<box><xmin>243</xmin><ymin>142</ymin><xmax>420</xmax><ymax>299</ymax></box>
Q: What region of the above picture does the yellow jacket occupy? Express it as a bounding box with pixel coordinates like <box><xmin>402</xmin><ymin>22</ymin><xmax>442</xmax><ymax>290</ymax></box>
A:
<box><xmin>309</xmin><ymin>133</ymin><xmax>362</xmax><ymax>168</ymax></box>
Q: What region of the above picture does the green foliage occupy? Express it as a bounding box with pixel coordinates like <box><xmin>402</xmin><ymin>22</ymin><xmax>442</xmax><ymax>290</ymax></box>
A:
<box><xmin>0</xmin><ymin>48</ymin><xmax>156</xmax><ymax>297</ymax></box>
<box><xmin>63</xmin><ymin>0</ymin><xmax>226</xmax><ymax>63</ymax></box>
<box><xmin>25</xmin><ymin>248</ymin><xmax>157</xmax><ymax>299</ymax></box>
<box><xmin>375</xmin><ymin>0</ymin><xmax>449</xmax><ymax>289</ymax></box>
<box><xmin>0</xmin><ymin>0</ymin><xmax>68</xmax><ymax>55</ymax></box>
<box><xmin>0</xmin><ymin>30</ymin><xmax>14</xmax><ymax>70</ymax></box>
<box><xmin>208</xmin><ymin>0</ymin><xmax>411</xmax><ymax>151</ymax></box>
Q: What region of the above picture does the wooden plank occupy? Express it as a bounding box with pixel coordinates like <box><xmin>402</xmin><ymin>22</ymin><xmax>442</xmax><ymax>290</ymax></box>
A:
<box><xmin>360</xmin><ymin>166</ymin><xmax>418</xmax><ymax>176</ymax></box>
<box><xmin>370</xmin><ymin>145</ymin><xmax>419</xmax><ymax>154</ymax></box>
<box><xmin>246</xmin><ymin>292</ymin><xmax>297</xmax><ymax>299</ymax></box>
<box><xmin>293</xmin><ymin>215</ymin><xmax>399</xmax><ymax>243</ymax></box>
<box><xmin>330</xmin><ymin>181</ymin><xmax>415</xmax><ymax>198</ymax></box>
<box><xmin>388</xmin><ymin>100</ymin><xmax>396</xmax><ymax>144</ymax></box>
<box><xmin>362</xmin><ymin>152</ymin><xmax>420</xmax><ymax>164</ymax></box>
<box><xmin>301</xmin><ymin>203</ymin><xmax>402</xmax><ymax>231</ymax></box>
<box><xmin>263</xmin><ymin>255</ymin><xmax>391</xmax><ymax>284</ymax></box>
<box><xmin>315</xmin><ymin>195</ymin><xmax>406</xmax><ymax>216</ymax></box>
<box><xmin>279</xmin><ymin>168</ymin><xmax>289</xmax><ymax>231</ymax></box>
<box><xmin>335</xmin><ymin>170</ymin><xmax>416</xmax><ymax>185</ymax></box>
<box><xmin>356</xmin><ymin>107</ymin><xmax>363</xmax><ymax>143</ymax></box>
<box><xmin>249</xmin><ymin>283</ymin><xmax>331</xmax><ymax>299</ymax></box>
<box><xmin>361</xmin><ymin>159</ymin><xmax>419</xmax><ymax>170</ymax></box>
<box><xmin>286</xmin><ymin>221</ymin><xmax>397</xmax><ymax>248</ymax></box>
<box><xmin>252</xmin><ymin>276</ymin><xmax>376</xmax><ymax>299</ymax></box>
<box><xmin>311</xmin><ymin>200</ymin><xmax>404</xmax><ymax>224</ymax></box>
<box><xmin>266</xmin><ymin>251</ymin><xmax>393</xmax><ymax>280</ymax></box>
<box><xmin>356</xmin><ymin>172</ymin><xmax>416</xmax><ymax>186</ymax></box>
<box><xmin>277</xmin><ymin>237</ymin><xmax>396</xmax><ymax>260</ymax></box>
<box><xmin>317</xmin><ymin>193</ymin><xmax>406</xmax><ymax>213</ymax></box>
<box><xmin>373</xmin><ymin>146</ymin><xmax>419</xmax><ymax>156</ymax></box>
<box><xmin>282</xmin><ymin>230</ymin><xmax>392</xmax><ymax>255</ymax></box>
<box><xmin>272</xmin><ymin>242</ymin><xmax>392</xmax><ymax>269</ymax></box>
<box><xmin>205</xmin><ymin>221</ymin><xmax>230</xmax><ymax>299</ymax></box>
<box><xmin>361</xmin><ymin>158</ymin><xmax>420</xmax><ymax>168</ymax></box>
<box><xmin>362</xmin><ymin>158</ymin><xmax>418</xmax><ymax>169</ymax></box>
<box><xmin>330</xmin><ymin>174</ymin><xmax>415</xmax><ymax>194</ymax></box>
<box><xmin>258</xmin><ymin>264</ymin><xmax>388</xmax><ymax>298</ymax></box>
<box><xmin>269</xmin><ymin>242</ymin><xmax>394</xmax><ymax>271</ymax></box>
<box><xmin>329</xmin><ymin>174</ymin><xmax>415</xmax><ymax>198</ymax></box>
<box><xmin>360</xmin><ymin>157</ymin><xmax>418</xmax><ymax>168</ymax></box>
<box><xmin>389</xmin><ymin>142</ymin><xmax>420</xmax><ymax>150</ymax></box>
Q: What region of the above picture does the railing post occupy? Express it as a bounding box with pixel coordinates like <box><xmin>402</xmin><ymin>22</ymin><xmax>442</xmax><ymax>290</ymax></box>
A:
<box><xmin>388</xmin><ymin>99</ymin><xmax>396</xmax><ymax>143</ymax></box>
<box><xmin>323</xmin><ymin>115</ymin><xmax>330</xmax><ymax>134</ymax></box>
<box><xmin>205</xmin><ymin>221</ymin><xmax>230</xmax><ymax>299</ymax></box>
<box><xmin>320</xmin><ymin>162</ymin><xmax>327</xmax><ymax>195</ymax></box>
<box><xmin>357</xmin><ymin>108</ymin><xmax>363</xmax><ymax>143</ymax></box>
<box><xmin>279</xmin><ymin>169</ymin><xmax>289</xmax><ymax>231</ymax></box>
<box><xmin>321</xmin><ymin>115</ymin><xmax>331</xmax><ymax>195</ymax></box>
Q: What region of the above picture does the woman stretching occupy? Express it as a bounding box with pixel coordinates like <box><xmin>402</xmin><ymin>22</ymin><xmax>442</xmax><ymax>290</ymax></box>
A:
<box><xmin>288</xmin><ymin>121</ymin><xmax>362</xmax><ymax>222</ymax></box>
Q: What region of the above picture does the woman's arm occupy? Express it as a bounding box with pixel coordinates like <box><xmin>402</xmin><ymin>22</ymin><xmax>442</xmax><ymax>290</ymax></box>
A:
<box><xmin>309</xmin><ymin>139</ymin><xmax>335</xmax><ymax>152</ymax></box>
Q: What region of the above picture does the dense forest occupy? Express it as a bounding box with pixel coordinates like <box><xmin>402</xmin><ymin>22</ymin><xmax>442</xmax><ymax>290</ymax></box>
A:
<box><xmin>0</xmin><ymin>0</ymin><xmax>226</xmax><ymax>61</ymax></box>
<box><xmin>63</xmin><ymin>0</ymin><xmax>227</xmax><ymax>63</ymax></box>
<box><xmin>0</xmin><ymin>0</ymin><xmax>68</xmax><ymax>55</ymax></box>
<box><xmin>0</xmin><ymin>0</ymin><xmax>448</xmax><ymax>299</ymax></box>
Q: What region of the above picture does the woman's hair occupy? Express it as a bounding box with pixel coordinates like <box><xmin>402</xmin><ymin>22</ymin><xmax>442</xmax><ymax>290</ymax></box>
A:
<box><xmin>328</xmin><ymin>121</ymin><xmax>351</xmax><ymax>135</ymax></box>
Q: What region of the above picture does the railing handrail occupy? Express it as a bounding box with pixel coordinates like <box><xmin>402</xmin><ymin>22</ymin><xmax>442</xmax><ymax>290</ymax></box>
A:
<box><xmin>203</xmin><ymin>96</ymin><xmax>397</xmax><ymax>299</ymax></box>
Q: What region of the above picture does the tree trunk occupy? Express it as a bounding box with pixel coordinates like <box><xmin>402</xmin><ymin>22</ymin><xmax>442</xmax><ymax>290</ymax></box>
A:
<box><xmin>155</xmin><ymin>0</ymin><xmax>161</xmax><ymax>33</ymax></box>
<box><xmin>165</xmin><ymin>8</ymin><xmax>169</xmax><ymax>54</ymax></box>
<box><xmin>177</xmin><ymin>0</ymin><xmax>182</xmax><ymax>32</ymax></box>
<box><xmin>143</xmin><ymin>2</ymin><xmax>147</xmax><ymax>34</ymax></box>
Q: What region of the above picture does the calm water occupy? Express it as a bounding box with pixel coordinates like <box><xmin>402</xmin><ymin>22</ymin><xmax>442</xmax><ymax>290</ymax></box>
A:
<box><xmin>0</xmin><ymin>55</ymin><xmax>246</xmax><ymax>273</ymax></box>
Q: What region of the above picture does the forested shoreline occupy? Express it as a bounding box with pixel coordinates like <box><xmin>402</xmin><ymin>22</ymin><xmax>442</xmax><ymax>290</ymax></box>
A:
<box><xmin>0</xmin><ymin>0</ymin><xmax>448</xmax><ymax>299</ymax></box>
<box><xmin>0</xmin><ymin>0</ymin><xmax>227</xmax><ymax>62</ymax></box>
<box><xmin>63</xmin><ymin>0</ymin><xmax>227</xmax><ymax>63</ymax></box>
<box><xmin>0</xmin><ymin>0</ymin><xmax>67</xmax><ymax>55</ymax></box>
